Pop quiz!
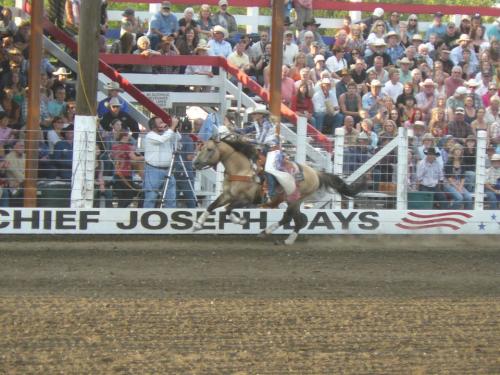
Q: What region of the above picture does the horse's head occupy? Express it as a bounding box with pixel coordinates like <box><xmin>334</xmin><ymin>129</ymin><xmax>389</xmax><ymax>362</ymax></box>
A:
<box><xmin>193</xmin><ymin>139</ymin><xmax>222</xmax><ymax>170</ymax></box>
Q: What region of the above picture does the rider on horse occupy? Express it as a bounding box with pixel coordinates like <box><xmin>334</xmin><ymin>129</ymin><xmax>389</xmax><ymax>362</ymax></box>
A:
<box><xmin>235</xmin><ymin>106</ymin><xmax>296</xmax><ymax>205</ymax></box>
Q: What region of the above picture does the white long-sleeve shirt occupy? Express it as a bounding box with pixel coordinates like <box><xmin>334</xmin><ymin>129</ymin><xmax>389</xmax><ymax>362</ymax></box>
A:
<box><xmin>312</xmin><ymin>89</ymin><xmax>339</xmax><ymax>113</ymax></box>
<box><xmin>143</xmin><ymin>129</ymin><xmax>182</xmax><ymax>168</ymax></box>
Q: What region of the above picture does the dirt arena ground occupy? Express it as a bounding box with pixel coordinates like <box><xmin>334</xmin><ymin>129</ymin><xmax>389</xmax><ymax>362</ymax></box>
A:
<box><xmin>0</xmin><ymin>235</ymin><xmax>499</xmax><ymax>374</ymax></box>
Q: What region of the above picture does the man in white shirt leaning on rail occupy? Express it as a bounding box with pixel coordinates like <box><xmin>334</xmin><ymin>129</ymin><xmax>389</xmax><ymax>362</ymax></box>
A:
<box><xmin>143</xmin><ymin>116</ymin><xmax>182</xmax><ymax>208</ymax></box>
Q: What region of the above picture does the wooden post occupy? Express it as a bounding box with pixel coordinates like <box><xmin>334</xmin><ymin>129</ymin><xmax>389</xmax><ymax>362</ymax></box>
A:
<box><xmin>71</xmin><ymin>0</ymin><xmax>100</xmax><ymax>208</ymax></box>
<box><xmin>269</xmin><ymin>0</ymin><xmax>284</xmax><ymax>137</ymax></box>
<box><xmin>76</xmin><ymin>0</ymin><xmax>100</xmax><ymax>115</ymax></box>
<box><xmin>24</xmin><ymin>0</ymin><xmax>43</xmax><ymax>207</ymax></box>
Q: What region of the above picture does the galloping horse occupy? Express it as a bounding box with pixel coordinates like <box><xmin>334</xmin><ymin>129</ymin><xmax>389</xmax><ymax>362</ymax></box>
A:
<box><xmin>192</xmin><ymin>136</ymin><xmax>364</xmax><ymax>245</ymax></box>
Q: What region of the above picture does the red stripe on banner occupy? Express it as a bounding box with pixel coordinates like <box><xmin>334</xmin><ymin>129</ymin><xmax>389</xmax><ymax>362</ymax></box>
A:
<box><xmin>110</xmin><ymin>0</ymin><xmax>500</xmax><ymax>17</ymax></box>
<box><xmin>396</xmin><ymin>223</ymin><xmax>461</xmax><ymax>231</ymax></box>
<box><xmin>401</xmin><ymin>217</ymin><xmax>467</xmax><ymax>225</ymax></box>
<box><xmin>408</xmin><ymin>212</ymin><xmax>473</xmax><ymax>219</ymax></box>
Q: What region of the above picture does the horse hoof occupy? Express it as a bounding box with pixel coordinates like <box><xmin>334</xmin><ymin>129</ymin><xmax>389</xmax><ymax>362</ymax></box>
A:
<box><xmin>258</xmin><ymin>230</ymin><xmax>268</xmax><ymax>238</ymax></box>
<box><xmin>193</xmin><ymin>223</ymin><xmax>203</xmax><ymax>231</ymax></box>
<box><xmin>239</xmin><ymin>219</ymin><xmax>247</xmax><ymax>226</ymax></box>
<box><xmin>284</xmin><ymin>232</ymin><xmax>298</xmax><ymax>245</ymax></box>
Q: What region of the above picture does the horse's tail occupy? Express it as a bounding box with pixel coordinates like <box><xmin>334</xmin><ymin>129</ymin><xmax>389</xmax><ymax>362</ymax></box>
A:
<box><xmin>318</xmin><ymin>173</ymin><xmax>365</xmax><ymax>198</ymax></box>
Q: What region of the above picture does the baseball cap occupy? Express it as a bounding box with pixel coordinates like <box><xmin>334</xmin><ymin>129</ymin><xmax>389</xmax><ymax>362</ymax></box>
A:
<box><xmin>161</xmin><ymin>1</ymin><xmax>171</xmax><ymax>9</ymax></box>
<box><xmin>122</xmin><ymin>8</ymin><xmax>134</xmax><ymax>16</ymax></box>
<box><xmin>373</xmin><ymin>8</ymin><xmax>384</xmax><ymax>18</ymax></box>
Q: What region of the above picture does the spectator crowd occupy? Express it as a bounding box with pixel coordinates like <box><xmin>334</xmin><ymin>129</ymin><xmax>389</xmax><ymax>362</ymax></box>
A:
<box><xmin>0</xmin><ymin>2</ymin><xmax>499</xmax><ymax>209</ymax></box>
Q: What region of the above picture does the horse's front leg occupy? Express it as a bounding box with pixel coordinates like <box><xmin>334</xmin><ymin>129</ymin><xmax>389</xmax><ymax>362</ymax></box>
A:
<box><xmin>226</xmin><ymin>199</ymin><xmax>251</xmax><ymax>225</ymax></box>
<box><xmin>193</xmin><ymin>194</ymin><xmax>230</xmax><ymax>231</ymax></box>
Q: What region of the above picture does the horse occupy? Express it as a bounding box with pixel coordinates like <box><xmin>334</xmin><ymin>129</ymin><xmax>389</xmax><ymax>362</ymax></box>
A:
<box><xmin>192</xmin><ymin>136</ymin><xmax>364</xmax><ymax>245</ymax></box>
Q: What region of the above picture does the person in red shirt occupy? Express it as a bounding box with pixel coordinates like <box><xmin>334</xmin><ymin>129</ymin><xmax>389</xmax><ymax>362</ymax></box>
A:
<box><xmin>291</xmin><ymin>81</ymin><xmax>315</xmax><ymax>127</ymax></box>
<box><xmin>111</xmin><ymin>131</ymin><xmax>144</xmax><ymax>208</ymax></box>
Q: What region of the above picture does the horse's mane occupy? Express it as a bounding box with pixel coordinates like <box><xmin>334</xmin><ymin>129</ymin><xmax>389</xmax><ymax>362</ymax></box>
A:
<box><xmin>221</xmin><ymin>136</ymin><xmax>258</xmax><ymax>160</ymax></box>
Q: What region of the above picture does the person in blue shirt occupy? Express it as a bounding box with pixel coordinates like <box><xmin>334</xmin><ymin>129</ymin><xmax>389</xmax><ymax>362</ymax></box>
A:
<box><xmin>174</xmin><ymin>118</ymin><xmax>197</xmax><ymax>208</ymax></box>
<box><xmin>53</xmin><ymin>124</ymin><xmax>74</xmax><ymax>181</ymax></box>
<box><xmin>97</xmin><ymin>81</ymin><xmax>129</xmax><ymax>118</ymax></box>
<box><xmin>486</xmin><ymin>18</ymin><xmax>500</xmax><ymax>43</ymax></box>
<box><xmin>147</xmin><ymin>1</ymin><xmax>178</xmax><ymax>50</ymax></box>
<box><xmin>425</xmin><ymin>12</ymin><xmax>447</xmax><ymax>42</ymax></box>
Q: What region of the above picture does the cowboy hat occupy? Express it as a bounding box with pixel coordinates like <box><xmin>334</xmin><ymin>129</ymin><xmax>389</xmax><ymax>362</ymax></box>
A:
<box><xmin>384</xmin><ymin>31</ymin><xmax>399</xmax><ymax>40</ymax></box>
<box><xmin>194</xmin><ymin>41</ymin><xmax>211</xmax><ymax>53</ymax></box>
<box><xmin>419</xmin><ymin>78</ymin><xmax>437</xmax><ymax>88</ymax></box>
<box><xmin>423</xmin><ymin>147</ymin><xmax>440</xmax><ymax>156</ymax></box>
<box><xmin>212</xmin><ymin>25</ymin><xmax>228</xmax><ymax>39</ymax></box>
<box><xmin>53</xmin><ymin>67</ymin><xmax>71</xmax><ymax>76</ymax></box>
<box><xmin>303</xmin><ymin>18</ymin><xmax>321</xmax><ymax>28</ymax></box>
<box><xmin>491</xmin><ymin>154</ymin><xmax>500</xmax><ymax>161</ymax></box>
<box><xmin>457</xmin><ymin>34</ymin><xmax>471</xmax><ymax>43</ymax></box>
<box><xmin>104</xmin><ymin>81</ymin><xmax>124</xmax><ymax>92</ymax></box>
<box><xmin>454</xmin><ymin>86</ymin><xmax>468</xmax><ymax>96</ymax></box>
<box><xmin>413</xmin><ymin>120</ymin><xmax>426</xmax><ymax>127</ymax></box>
<box><xmin>248</xmin><ymin>105</ymin><xmax>269</xmax><ymax>116</ymax></box>
<box><xmin>320</xmin><ymin>78</ymin><xmax>332</xmax><ymax>85</ymax></box>
<box><xmin>465</xmin><ymin>79</ymin><xmax>480</xmax><ymax>87</ymax></box>
<box><xmin>398</xmin><ymin>57</ymin><xmax>412</xmax><ymax>65</ymax></box>
<box><xmin>411</xmin><ymin>34</ymin><xmax>423</xmax><ymax>41</ymax></box>
<box><xmin>372</xmin><ymin>38</ymin><xmax>387</xmax><ymax>47</ymax></box>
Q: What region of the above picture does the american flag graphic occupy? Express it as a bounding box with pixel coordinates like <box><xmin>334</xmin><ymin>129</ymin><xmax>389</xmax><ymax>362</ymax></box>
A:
<box><xmin>396</xmin><ymin>212</ymin><xmax>473</xmax><ymax>231</ymax></box>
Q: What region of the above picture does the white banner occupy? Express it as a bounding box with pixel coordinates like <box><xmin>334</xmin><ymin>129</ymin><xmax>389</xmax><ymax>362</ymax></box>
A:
<box><xmin>0</xmin><ymin>208</ymin><xmax>498</xmax><ymax>235</ymax></box>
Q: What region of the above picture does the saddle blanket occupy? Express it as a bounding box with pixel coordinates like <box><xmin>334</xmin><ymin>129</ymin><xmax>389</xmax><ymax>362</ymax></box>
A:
<box><xmin>265</xmin><ymin>150</ymin><xmax>303</xmax><ymax>202</ymax></box>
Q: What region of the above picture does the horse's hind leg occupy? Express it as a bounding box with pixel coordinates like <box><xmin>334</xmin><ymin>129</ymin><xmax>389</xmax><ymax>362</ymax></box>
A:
<box><xmin>260</xmin><ymin>205</ymin><xmax>293</xmax><ymax>236</ymax></box>
<box><xmin>284</xmin><ymin>206</ymin><xmax>307</xmax><ymax>245</ymax></box>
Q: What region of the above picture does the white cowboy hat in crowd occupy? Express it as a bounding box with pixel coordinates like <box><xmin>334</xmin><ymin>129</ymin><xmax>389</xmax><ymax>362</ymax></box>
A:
<box><xmin>104</xmin><ymin>81</ymin><xmax>124</xmax><ymax>92</ymax></box>
<box><xmin>212</xmin><ymin>25</ymin><xmax>228</xmax><ymax>39</ymax></box>
<box><xmin>248</xmin><ymin>105</ymin><xmax>270</xmax><ymax>116</ymax></box>
<box><xmin>419</xmin><ymin>79</ymin><xmax>437</xmax><ymax>88</ymax></box>
<box><xmin>53</xmin><ymin>67</ymin><xmax>71</xmax><ymax>76</ymax></box>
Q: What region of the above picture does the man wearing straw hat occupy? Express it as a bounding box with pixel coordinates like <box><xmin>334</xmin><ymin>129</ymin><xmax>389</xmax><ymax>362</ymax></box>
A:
<box><xmin>208</xmin><ymin>25</ymin><xmax>232</xmax><ymax>58</ymax></box>
<box><xmin>52</xmin><ymin>67</ymin><xmax>76</xmax><ymax>101</ymax></box>
<box><xmin>385</xmin><ymin>31</ymin><xmax>404</xmax><ymax>66</ymax></box>
<box><xmin>450</xmin><ymin>34</ymin><xmax>478</xmax><ymax>69</ymax></box>
<box><xmin>416</xmin><ymin>146</ymin><xmax>448</xmax><ymax>209</ymax></box>
<box><xmin>416</xmin><ymin>78</ymin><xmax>438</xmax><ymax>121</ymax></box>
<box><xmin>185</xmin><ymin>41</ymin><xmax>214</xmax><ymax>81</ymax></box>
<box><xmin>97</xmin><ymin>81</ymin><xmax>128</xmax><ymax>118</ymax></box>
